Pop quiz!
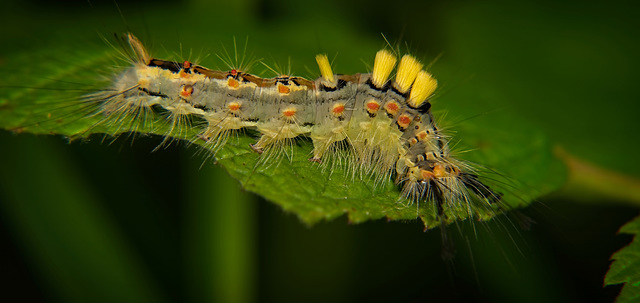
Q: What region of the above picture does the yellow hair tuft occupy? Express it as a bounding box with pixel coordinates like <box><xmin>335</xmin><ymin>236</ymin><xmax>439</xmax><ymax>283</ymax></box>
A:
<box><xmin>371</xmin><ymin>49</ymin><xmax>397</xmax><ymax>88</ymax></box>
<box><xmin>394</xmin><ymin>55</ymin><xmax>423</xmax><ymax>94</ymax></box>
<box><xmin>408</xmin><ymin>71</ymin><xmax>437</xmax><ymax>108</ymax></box>
<box><xmin>315</xmin><ymin>54</ymin><xmax>335</xmax><ymax>84</ymax></box>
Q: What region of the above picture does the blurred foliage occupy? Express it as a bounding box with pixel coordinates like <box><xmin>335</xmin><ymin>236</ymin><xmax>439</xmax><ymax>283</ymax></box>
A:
<box><xmin>0</xmin><ymin>0</ymin><xmax>639</xmax><ymax>302</ymax></box>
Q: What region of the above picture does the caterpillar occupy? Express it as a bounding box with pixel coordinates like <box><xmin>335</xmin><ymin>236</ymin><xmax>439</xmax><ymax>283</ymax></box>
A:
<box><xmin>71</xmin><ymin>33</ymin><xmax>507</xmax><ymax>226</ymax></box>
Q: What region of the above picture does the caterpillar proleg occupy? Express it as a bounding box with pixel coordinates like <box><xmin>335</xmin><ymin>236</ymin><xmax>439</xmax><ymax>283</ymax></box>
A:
<box><xmin>66</xmin><ymin>33</ymin><xmax>509</xmax><ymax>227</ymax></box>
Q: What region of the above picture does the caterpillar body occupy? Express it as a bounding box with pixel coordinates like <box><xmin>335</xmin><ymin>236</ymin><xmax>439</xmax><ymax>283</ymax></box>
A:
<box><xmin>84</xmin><ymin>33</ymin><xmax>505</xmax><ymax>225</ymax></box>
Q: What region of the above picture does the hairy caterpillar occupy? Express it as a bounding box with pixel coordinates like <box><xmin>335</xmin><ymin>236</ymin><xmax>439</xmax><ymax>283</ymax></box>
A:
<box><xmin>59</xmin><ymin>33</ymin><xmax>509</xmax><ymax>227</ymax></box>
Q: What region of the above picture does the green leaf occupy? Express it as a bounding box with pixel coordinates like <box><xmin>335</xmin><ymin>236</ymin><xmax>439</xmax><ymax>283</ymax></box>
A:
<box><xmin>0</xmin><ymin>3</ymin><xmax>566</xmax><ymax>228</ymax></box>
<box><xmin>606</xmin><ymin>216</ymin><xmax>640</xmax><ymax>303</ymax></box>
<box><xmin>0</xmin><ymin>47</ymin><xmax>564</xmax><ymax>228</ymax></box>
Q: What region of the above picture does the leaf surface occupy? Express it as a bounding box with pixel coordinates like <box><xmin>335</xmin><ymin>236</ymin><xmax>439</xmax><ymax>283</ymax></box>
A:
<box><xmin>606</xmin><ymin>216</ymin><xmax>640</xmax><ymax>303</ymax></box>
<box><xmin>0</xmin><ymin>5</ymin><xmax>566</xmax><ymax>227</ymax></box>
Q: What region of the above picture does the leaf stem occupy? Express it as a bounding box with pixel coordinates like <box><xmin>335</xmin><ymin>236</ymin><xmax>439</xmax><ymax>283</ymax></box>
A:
<box><xmin>555</xmin><ymin>147</ymin><xmax>640</xmax><ymax>206</ymax></box>
<box><xmin>185</xmin><ymin>157</ymin><xmax>256</xmax><ymax>303</ymax></box>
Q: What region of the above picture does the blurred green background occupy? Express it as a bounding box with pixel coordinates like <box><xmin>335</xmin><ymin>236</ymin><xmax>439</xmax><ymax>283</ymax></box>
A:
<box><xmin>1</xmin><ymin>0</ymin><xmax>639</xmax><ymax>302</ymax></box>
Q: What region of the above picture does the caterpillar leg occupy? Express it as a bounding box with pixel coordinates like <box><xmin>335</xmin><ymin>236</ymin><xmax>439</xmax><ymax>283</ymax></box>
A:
<box><xmin>400</xmin><ymin>159</ymin><xmax>504</xmax><ymax>223</ymax></box>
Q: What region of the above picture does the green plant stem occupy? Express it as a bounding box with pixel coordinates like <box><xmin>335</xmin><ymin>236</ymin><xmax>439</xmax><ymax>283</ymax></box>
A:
<box><xmin>185</xmin><ymin>157</ymin><xmax>256</xmax><ymax>303</ymax></box>
<box><xmin>555</xmin><ymin>147</ymin><xmax>640</xmax><ymax>206</ymax></box>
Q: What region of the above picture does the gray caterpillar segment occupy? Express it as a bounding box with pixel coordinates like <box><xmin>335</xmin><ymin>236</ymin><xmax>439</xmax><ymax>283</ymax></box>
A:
<box><xmin>248</xmin><ymin>76</ymin><xmax>317</xmax><ymax>152</ymax></box>
<box><xmin>309</xmin><ymin>75</ymin><xmax>359</xmax><ymax>160</ymax></box>
<box><xmin>184</xmin><ymin>80</ymin><xmax>210</xmax><ymax>109</ymax></box>
<box><xmin>278</xmin><ymin>78</ymin><xmax>315</xmax><ymax>126</ymax></box>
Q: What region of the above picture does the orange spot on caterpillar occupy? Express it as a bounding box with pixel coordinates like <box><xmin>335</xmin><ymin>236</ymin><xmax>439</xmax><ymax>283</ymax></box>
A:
<box><xmin>180</xmin><ymin>84</ymin><xmax>194</xmax><ymax>97</ymax></box>
<box><xmin>283</xmin><ymin>107</ymin><xmax>296</xmax><ymax>118</ymax></box>
<box><xmin>228</xmin><ymin>78</ymin><xmax>239</xmax><ymax>89</ymax></box>
<box><xmin>433</xmin><ymin>164</ymin><xmax>447</xmax><ymax>178</ymax></box>
<box><xmin>231</xmin><ymin>69</ymin><xmax>238</xmax><ymax>76</ymax></box>
<box><xmin>384</xmin><ymin>101</ymin><xmax>399</xmax><ymax>115</ymax></box>
<box><xmin>183</xmin><ymin>61</ymin><xmax>191</xmax><ymax>69</ymax></box>
<box><xmin>420</xmin><ymin>169</ymin><xmax>435</xmax><ymax>180</ymax></box>
<box><xmin>228</xmin><ymin>102</ymin><xmax>241</xmax><ymax>112</ymax></box>
<box><xmin>278</xmin><ymin>84</ymin><xmax>291</xmax><ymax>94</ymax></box>
<box><xmin>332</xmin><ymin>103</ymin><xmax>345</xmax><ymax>116</ymax></box>
<box><xmin>366</xmin><ymin>100</ymin><xmax>380</xmax><ymax>113</ymax></box>
<box><xmin>416</xmin><ymin>130</ymin><xmax>428</xmax><ymax>141</ymax></box>
<box><xmin>397</xmin><ymin>114</ymin><xmax>411</xmax><ymax>128</ymax></box>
